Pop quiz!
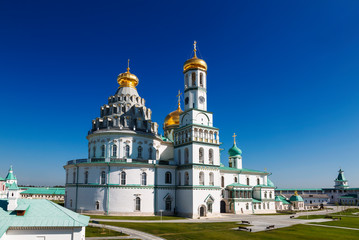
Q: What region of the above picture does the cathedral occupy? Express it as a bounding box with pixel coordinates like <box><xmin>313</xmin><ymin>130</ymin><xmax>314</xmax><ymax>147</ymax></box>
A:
<box><xmin>64</xmin><ymin>43</ymin><xmax>276</xmax><ymax>218</ymax></box>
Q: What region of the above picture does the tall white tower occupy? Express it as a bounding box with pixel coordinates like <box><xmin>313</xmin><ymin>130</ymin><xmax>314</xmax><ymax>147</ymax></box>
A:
<box><xmin>174</xmin><ymin>42</ymin><xmax>221</xmax><ymax>218</ymax></box>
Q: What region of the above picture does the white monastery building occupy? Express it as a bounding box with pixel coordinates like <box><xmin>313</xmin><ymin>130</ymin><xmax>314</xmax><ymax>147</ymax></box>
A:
<box><xmin>64</xmin><ymin>42</ymin><xmax>276</xmax><ymax>218</ymax></box>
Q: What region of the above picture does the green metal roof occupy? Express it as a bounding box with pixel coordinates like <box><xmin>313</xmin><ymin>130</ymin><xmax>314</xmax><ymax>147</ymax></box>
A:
<box><xmin>227</xmin><ymin>183</ymin><xmax>251</xmax><ymax>187</ymax></box>
<box><xmin>335</xmin><ymin>169</ymin><xmax>347</xmax><ymax>182</ymax></box>
<box><xmin>5</xmin><ymin>167</ymin><xmax>16</xmax><ymax>181</ymax></box>
<box><xmin>219</xmin><ymin>166</ymin><xmax>267</xmax><ymax>174</ymax></box>
<box><xmin>0</xmin><ymin>177</ymin><xmax>4</xmax><ymax>181</ymax></box>
<box><xmin>276</xmin><ymin>188</ymin><xmax>323</xmax><ymax>191</ymax></box>
<box><xmin>228</xmin><ymin>143</ymin><xmax>242</xmax><ymax>157</ymax></box>
<box><xmin>20</xmin><ymin>187</ymin><xmax>65</xmax><ymax>195</ymax></box>
<box><xmin>252</xmin><ymin>198</ymin><xmax>262</xmax><ymax>203</ymax></box>
<box><xmin>0</xmin><ymin>199</ymin><xmax>89</xmax><ymax>238</ymax></box>
<box><xmin>275</xmin><ymin>195</ymin><xmax>291</xmax><ymax>205</ymax></box>
<box><xmin>289</xmin><ymin>194</ymin><xmax>304</xmax><ymax>202</ymax></box>
<box><xmin>267</xmin><ymin>178</ymin><xmax>275</xmax><ymax>187</ymax></box>
<box><xmin>339</xmin><ymin>194</ymin><xmax>357</xmax><ymax>199</ymax></box>
<box><xmin>8</xmin><ymin>182</ymin><xmax>19</xmax><ymax>190</ymax></box>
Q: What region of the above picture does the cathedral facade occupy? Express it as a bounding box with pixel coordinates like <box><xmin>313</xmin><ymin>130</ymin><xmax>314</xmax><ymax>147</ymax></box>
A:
<box><xmin>64</xmin><ymin>43</ymin><xmax>276</xmax><ymax>218</ymax></box>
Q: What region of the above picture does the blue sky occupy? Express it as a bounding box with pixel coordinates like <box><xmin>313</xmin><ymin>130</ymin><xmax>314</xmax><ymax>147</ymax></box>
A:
<box><xmin>0</xmin><ymin>1</ymin><xmax>358</xmax><ymax>187</ymax></box>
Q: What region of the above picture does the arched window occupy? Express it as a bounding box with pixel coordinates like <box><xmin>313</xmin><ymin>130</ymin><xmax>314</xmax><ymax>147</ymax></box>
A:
<box><xmin>120</xmin><ymin>171</ymin><xmax>126</xmax><ymax>185</ymax></box>
<box><xmin>221</xmin><ymin>176</ymin><xmax>224</xmax><ymax>188</ymax></box>
<box><xmin>246</xmin><ymin>178</ymin><xmax>250</xmax><ymax>186</ymax></box>
<box><xmin>191</xmin><ymin>72</ymin><xmax>196</xmax><ymax>86</ymax></box>
<box><xmin>101</xmin><ymin>145</ymin><xmax>105</xmax><ymax>157</ymax></box>
<box><xmin>209</xmin><ymin>172</ymin><xmax>214</xmax><ymax>186</ymax></box>
<box><xmin>200</xmin><ymin>73</ymin><xmax>203</xmax><ymax>87</ymax></box>
<box><xmin>165</xmin><ymin>196</ymin><xmax>172</xmax><ymax>211</ymax></box>
<box><xmin>185</xmin><ymin>74</ymin><xmax>189</xmax><ymax>88</ymax></box>
<box><xmin>185</xmin><ymin>172</ymin><xmax>189</xmax><ymax>185</ymax></box>
<box><xmin>141</xmin><ymin>172</ymin><xmax>147</xmax><ymax>185</ymax></box>
<box><xmin>125</xmin><ymin>145</ymin><xmax>130</xmax><ymax>158</ymax></box>
<box><xmin>138</xmin><ymin>146</ymin><xmax>143</xmax><ymax>158</ymax></box>
<box><xmin>70</xmin><ymin>199</ymin><xmax>73</xmax><ymax>208</ymax></box>
<box><xmin>246</xmin><ymin>203</ymin><xmax>249</xmax><ymax>210</ymax></box>
<box><xmin>234</xmin><ymin>177</ymin><xmax>238</xmax><ymax>183</ymax></box>
<box><xmin>264</xmin><ymin>191</ymin><xmax>267</xmax><ymax>198</ymax></box>
<box><xmin>257</xmin><ymin>178</ymin><xmax>260</xmax><ymax>185</ymax></box>
<box><xmin>73</xmin><ymin>172</ymin><xmax>76</xmax><ymax>184</ymax></box>
<box><xmin>165</xmin><ymin>172</ymin><xmax>172</xmax><ymax>184</ymax></box>
<box><xmin>178</xmin><ymin>172</ymin><xmax>181</xmax><ymax>185</ymax></box>
<box><xmin>84</xmin><ymin>171</ymin><xmax>89</xmax><ymax>184</ymax></box>
<box><xmin>199</xmin><ymin>148</ymin><xmax>204</xmax><ymax>163</ymax></box>
<box><xmin>95</xmin><ymin>201</ymin><xmax>100</xmax><ymax>210</ymax></box>
<box><xmin>199</xmin><ymin>172</ymin><xmax>204</xmax><ymax>185</ymax></box>
<box><xmin>149</xmin><ymin>147</ymin><xmax>153</xmax><ymax>159</ymax></box>
<box><xmin>92</xmin><ymin>147</ymin><xmax>96</xmax><ymax>157</ymax></box>
<box><xmin>209</xmin><ymin>149</ymin><xmax>213</xmax><ymax>164</ymax></box>
<box><xmin>135</xmin><ymin>197</ymin><xmax>141</xmax><ymax>211</ymax></box>
<box><xmin>269</xmin><ymin>192</ymin><xmax>272</xmax><ymax>199</ymax></box>
<box><xmin>178</xmin><ymin>149</ymin><xmax>181</xmax><ymax>164</ymax></box>
<box><xmin>185</xmin><ymin>148</ymin><xmax>189</xmax><ymax>164</ymax></box>
<box><xmin>112</xmin><ymin>145</ymin><xmax>117</xmax><ymax>157</ymax></box>
<box><xmin>263</xmin><ymin>203</ymin><xmax>266</xmax><ymax>209</ymax></box>
<box><xmin>101</xmin><ymin>171</ymin><xmax>106</xmax><ymax>184</ymax></box>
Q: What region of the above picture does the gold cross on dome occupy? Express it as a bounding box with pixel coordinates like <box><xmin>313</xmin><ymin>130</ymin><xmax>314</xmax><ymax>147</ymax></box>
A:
<box><xmin>127</xmin><ymin>59</ymin><xmax>130</xmax><ymax>73</ymax></box>
<box><xmin>232</xmin><ymin>133</ymin><xmax>237</xmax><ymax>144</ymax></box>
<box><xmin>176</xmin><ymin>90</ymin><xmax>182</xmax><ymax>108</ymax></box>
<box><xmin>193</xmin><ymin>41</ymin><xmax>197</xmax><ymax>51</ymax></box>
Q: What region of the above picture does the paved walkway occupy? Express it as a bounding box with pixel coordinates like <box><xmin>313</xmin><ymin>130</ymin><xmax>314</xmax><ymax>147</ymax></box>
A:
<box><xmin>86</xmin><ymin>223</ymin><xmax>166</xmax><ymax>240</ymax></box>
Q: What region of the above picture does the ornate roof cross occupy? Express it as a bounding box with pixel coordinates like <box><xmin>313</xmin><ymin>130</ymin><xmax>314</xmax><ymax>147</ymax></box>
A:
<box><xmin>127</xmin><ymin>59</ymin><xmax>130</xmax><ymax>73</ymax></box>
<box><xmin>176</xmin><ymin>90</ymin><xmax>182</xmax><ymax>108</ymax></box>
<box><xmin>232</xmin><ymin>133</ymin><xmax>237</xmax><ymax>144</ymax></box>
<box><xmin>193</xmin><ymin>40</ymin><xmax>197</xmax><ymax>57</ymax></box>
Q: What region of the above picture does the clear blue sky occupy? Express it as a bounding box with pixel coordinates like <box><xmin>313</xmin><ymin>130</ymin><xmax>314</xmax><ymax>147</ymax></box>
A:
<box><xmin>1</xmin><ymin>0</ymin><xmax>358</xmax><ymax>188</ymax></box>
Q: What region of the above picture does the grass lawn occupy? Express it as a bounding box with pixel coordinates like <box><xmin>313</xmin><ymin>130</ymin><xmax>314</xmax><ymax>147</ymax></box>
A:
<box><xmin>86</xmin><ymin>215</ymin><xmax>186</xmax><ymax>220</ymax></box>
<box><xmin>85</xmin><ymin>226</ymin><xmax>128</xmax><ymax>237</ymax></box>
<box><xmin>99</xmin><ymin>221</ymin><xmax>359</xmax><ymax>240</ymax></box>
<box><xmin>310</xmin><ymin>216</ymin><xmax>359</xmax><ymax>229</ymax></box>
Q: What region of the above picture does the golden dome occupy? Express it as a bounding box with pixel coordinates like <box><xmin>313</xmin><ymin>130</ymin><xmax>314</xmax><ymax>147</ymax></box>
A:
<box><xmin>164</xmin><ymin>105</ymin><xmax>183</xmax><ymax>128</ymax></box>
<box><xmin>117</xmin><ymin>60</ymin><xmax>139</xmax><ymax>89</ymax></box>
<box><xmin>183</xmin><ymin>41</ymin><xmax>207</xmax><ymax>72</ymax></box>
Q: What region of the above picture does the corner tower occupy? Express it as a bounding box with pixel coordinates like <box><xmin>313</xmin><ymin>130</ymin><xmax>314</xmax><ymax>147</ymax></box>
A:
<box><xmin>174</xmin><ymin>42</ymin><xmax>221</xmax><ymax>218</ymax></box>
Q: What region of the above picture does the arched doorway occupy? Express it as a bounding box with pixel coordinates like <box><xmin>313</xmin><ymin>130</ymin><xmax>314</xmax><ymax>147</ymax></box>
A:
<box><xmin>200</xmin><ymin>206</ymin><xmax>206</xmax><ymax>217</ymax></box>
<box><xmin>220</xmin><ymin>200</ymin><xmax>226</xmax><ymax>213</ymax></box>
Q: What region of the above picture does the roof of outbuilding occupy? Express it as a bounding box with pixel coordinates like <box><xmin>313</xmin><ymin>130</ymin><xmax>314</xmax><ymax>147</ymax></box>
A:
<box><xmin>275</xmin><ymin>195</ymin><xmax>291</xmax><ymax>205</ymax></box>
<box><xmin>0</xmin><ymin>199</ymin><xmax>89</xmax><ymax>238</ymax></box>
<box><xmin>20</xmin><ymin>187</ymin><xmax>65</xmax><ymax>195</ymax></box>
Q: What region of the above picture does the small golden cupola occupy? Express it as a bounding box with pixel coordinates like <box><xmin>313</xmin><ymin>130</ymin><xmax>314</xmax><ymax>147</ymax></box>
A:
<box><xmin>163</xmin><ymin>91</ymin><xmax>183</xmax><ymax>141</ymax></box>
<box><xmin>183</xmin><ymin>41</ymin><xmax>207</xmax><ymax>73</ymax></box>
<box><xmin>117</xmin><ymin>59</ymin><xmax>139</xmax><ymax>89</ymax></box>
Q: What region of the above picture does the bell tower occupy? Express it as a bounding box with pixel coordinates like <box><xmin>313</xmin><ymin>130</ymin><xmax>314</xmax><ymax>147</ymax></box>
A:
<box><xmin>174</xmin><ymin>42</ymin><xmax>221</xmax><ymax>218</ymax></box>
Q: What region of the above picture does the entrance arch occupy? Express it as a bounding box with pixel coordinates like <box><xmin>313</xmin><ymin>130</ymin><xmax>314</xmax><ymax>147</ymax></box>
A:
<box><xmin>220</xmin><ymin>200</ymin><xmax>226</xmax><ymax>213</ymax></box>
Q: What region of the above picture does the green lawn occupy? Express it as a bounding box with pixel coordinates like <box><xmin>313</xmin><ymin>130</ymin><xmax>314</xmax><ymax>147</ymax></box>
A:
<box><xmin>85</xmin><ymin>226</ymin><xmax>128</xmax><ymax>237</ymax></box>
<box><xmin>99</xmin><ymin>222</ymin><xmax>359</xmax><ymax>240</ymax></box>
<box><xmin>311</xmin><ymin>216</ymin><xmax>359</xmax><ymax>229</ymax></box>
<box><xmin>296</xmin><ymin>208</ymin><xmax>359</xmax><ymax>229</ymax></box>
<box><xmin>87</xmin><ymin>215</ymin><xmax>186</xmax><ymax>220</ymax></box>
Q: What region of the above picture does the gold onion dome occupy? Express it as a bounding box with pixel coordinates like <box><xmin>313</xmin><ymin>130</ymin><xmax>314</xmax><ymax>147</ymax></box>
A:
<box><xmin>117</xmin><ymin>59</ymin><xmax>139</xmax><ymax>89</ymax></box>
<box><xmin>164</xmin><ymin>106</ymin><xmax>183</xmax><ymax>128</ymax></box>
<box><xmin>164</xmin><ymin>91</ymin><xmax>183</xmax><ymax>128</ymax></box>
<box><xmin>183</xmin><ymin>41</ymin><xmax>207</xmax><ymax>72</ymax></box>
